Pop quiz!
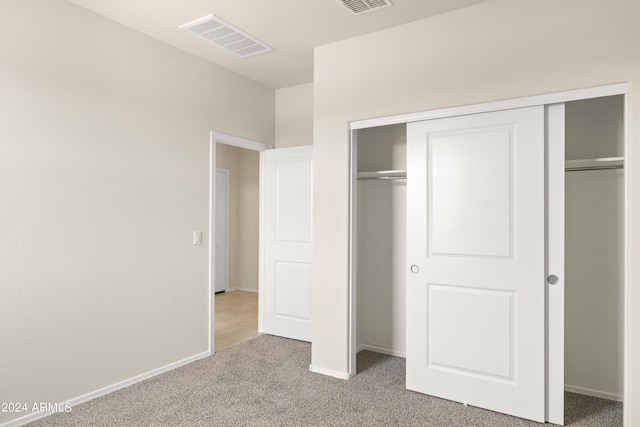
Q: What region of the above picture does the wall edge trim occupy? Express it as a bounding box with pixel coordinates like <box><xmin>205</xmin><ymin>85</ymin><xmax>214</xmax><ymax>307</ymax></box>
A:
<box><xmin>0</xmin><ymin>351</ymin><xmax>211</xmax><ymax>427</ymax></box>
<box><xmin>357</xmin><ymin>344</ymin><xmax>406</xmax><ymax>358</ymax></box>
<box><xmin>309</xmin><ymin>364</ymin><xmax>353</xmax><ymax>380</ymax></box>
<box><xmin>565</xmin><ymin>384</ymin><xmax>624</xmax><ymax>403</ymax></box>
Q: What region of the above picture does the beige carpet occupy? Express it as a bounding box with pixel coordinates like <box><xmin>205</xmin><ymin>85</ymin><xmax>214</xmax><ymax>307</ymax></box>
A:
<box><xmin>28</xmin><ymin>335</ymin><xmax>622</xmax><ymax>426</ymax></box>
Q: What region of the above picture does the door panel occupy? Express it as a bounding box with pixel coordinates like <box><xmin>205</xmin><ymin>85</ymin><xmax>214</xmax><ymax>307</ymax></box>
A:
<box><xmin>263</xmin><ymin>146</ymin><xmax>313</xmax><ymax>342</ymax></box>
<box><xmin>406</xmin><ymin>106</ymin><xmax>546</xmax><ymax>422</ymax></box>
<box><xmin>428</xmin><ymin>285</ymin><xmax>514</xmax><ymax>379</ymax></box>
<box><xmin>429</xmin><ymin>128</ymin><xmax>512</xmax><ymax>257</ymax></box>
<box><xmin>275</xmin><ymin>262</ymin><xmax>312</xmax><ymax>320</ymax></box>
<box><xmin>275</xmin><ymin>160</ymin><xmax>313</xmax><ymax>243</ymax></box>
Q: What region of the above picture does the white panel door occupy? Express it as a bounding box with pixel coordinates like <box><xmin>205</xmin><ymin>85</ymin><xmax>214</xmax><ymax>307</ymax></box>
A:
<box><xmin>406</xmin><ymin>106</ymin><xmax>546</xmax><ymax>422</ymax></box>
<box><xmin>215</xmin><ymin>169</ymin><xmax>229</xmax><ymax>293</ymax></box>
<box><xmin>263</xmin><ymin>146</ymin><xmax>313</xmax><ymax>342</ymax></box>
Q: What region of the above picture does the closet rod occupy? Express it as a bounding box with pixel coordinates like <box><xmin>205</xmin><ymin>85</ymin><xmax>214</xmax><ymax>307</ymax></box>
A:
<box><xmin>357</xmin><ymin>161</ymin><xmax>624</xmax><ymax>176</ymax></box>
<box><xmin>357</xmin><ymin>176</ymin><xmax>407</xmax><ymax>180</ymax></box>
<box><xmin>565</xmin><ymin>157</ymin><xmax>624</xmax><ymax>172</ymax></box>
<box><xmin>566</xmin><ymin>165</ymin><xmax>624</xmax><ymax>172</ymax></box>
<box><xmin>357</xmin><ymin>170</ymin><xmax>406</xmax><ymax>180</ymax></box>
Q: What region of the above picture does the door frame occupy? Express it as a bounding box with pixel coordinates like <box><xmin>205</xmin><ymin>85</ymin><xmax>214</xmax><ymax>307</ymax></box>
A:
<box><xmin>209</xmin><ymin>131</ymin><xmax>272</xmax><ymax>353</ymax></box>
<box><xmin>214</xmin><ymin>168</ymin><xmax>230</xmax><ymax>293</ymax></box>
<box><xmin>348</xmin><ymin>83</ymin><xmax>629</xmax><ymax>422</ymax></box>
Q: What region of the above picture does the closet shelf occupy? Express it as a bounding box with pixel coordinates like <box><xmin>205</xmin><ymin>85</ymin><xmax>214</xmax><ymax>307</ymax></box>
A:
<box><xmin>565</xmin><ymin>157</ymin><xmax>624</xmax><ymax>172</ymax></box>
<box><xmin>357</xmin><ymin>170</ymin><xmax>407</xmax><ymax>180</ymax></box>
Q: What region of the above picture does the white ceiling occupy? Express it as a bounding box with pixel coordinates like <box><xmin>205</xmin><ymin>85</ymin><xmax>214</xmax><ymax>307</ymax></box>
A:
<box><xmin>67</xmin><ymin>0</ymin><xmax>490</xmax><ymax>89</ymax></box>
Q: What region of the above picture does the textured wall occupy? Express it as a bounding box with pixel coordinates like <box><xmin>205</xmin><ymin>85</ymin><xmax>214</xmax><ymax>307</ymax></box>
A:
<box><xmin>275</xmin><ymin>83</ymin><xmax>314</xmax><ymax>148</ymax></box>
<box><xmin>0</xmin><ymin>0</ymin><xmax>273</xmax><ymax>424</ymax></box>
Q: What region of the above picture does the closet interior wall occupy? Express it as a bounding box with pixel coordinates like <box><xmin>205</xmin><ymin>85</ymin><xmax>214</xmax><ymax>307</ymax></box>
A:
<box><xmin>355</xmin><ymin>123</ymin><xmax>407</xmax><ymax>357</ymax></box>
<box><xmin>565</xmin><ymin>95</ymin><xmax>625</xmax><ymax>401</ymax></box>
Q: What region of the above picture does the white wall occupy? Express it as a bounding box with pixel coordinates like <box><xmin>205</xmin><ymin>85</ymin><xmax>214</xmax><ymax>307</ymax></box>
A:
<box><xmin>275</xmin><ymin>83</ymin><xmax>314</xmax><ymax>148</ymax></box>
<box><xmin>236</xmin><ymin>149</ymin><xmax>260</xmax><ymax>292</ymax></box>
<box><xmin>312</xmin><ymin>0</ymin><xmax>640</xmax><ymax>423</ymax></box>
<box><xmin>0</xmin><ymin>0</ymin><xmax>273</xmax><ymax>424</ymax></box>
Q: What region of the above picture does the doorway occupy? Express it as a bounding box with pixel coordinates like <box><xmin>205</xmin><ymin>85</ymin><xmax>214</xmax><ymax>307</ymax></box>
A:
<box><xmin>349</xmin><ymin>85</ymin><xmax>627</xmax><ymax>425</ymax></box>
<box><xmin>214</xmin><ymin>146</ymin><xmax>259</xmax><ymax>351</ymax></box>
<box><xmin>209</xmin><ymin>132</ymin><xmax>314</xmax><ymax>353</ymax></box>
<box><xmin>209</xmin><ymin>132</ymin><xmax>272</xmax><ymax>353</ymax></box>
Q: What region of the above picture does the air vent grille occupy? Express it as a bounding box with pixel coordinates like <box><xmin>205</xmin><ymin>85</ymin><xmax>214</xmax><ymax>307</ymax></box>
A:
<box><xmin>180</xmin><ymin>14</ymin><xmax>273</xmax><ymax>58</ymax></box>
<box><xmin>338</xmin><ymin>0</ymin><xmax>393</xmax><ymax>15</ymax></box>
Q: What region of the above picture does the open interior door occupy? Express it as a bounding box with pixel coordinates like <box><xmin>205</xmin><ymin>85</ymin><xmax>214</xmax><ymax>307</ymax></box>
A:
<box><xmin>262</xmin><ymin>145</ymin><xmax>313</xmax><ymax>342</ymax></box>
<box><xmin>406</xmin><ymin>106</ymin><xmax>546</xmax><ymax>422</ymax></box>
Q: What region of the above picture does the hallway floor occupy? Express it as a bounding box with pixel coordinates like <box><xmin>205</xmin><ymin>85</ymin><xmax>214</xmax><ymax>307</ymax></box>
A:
<box><xmin>215</xmin><ymin>290</ymin><xmax>259</xmax><ymax>351</ymax></box>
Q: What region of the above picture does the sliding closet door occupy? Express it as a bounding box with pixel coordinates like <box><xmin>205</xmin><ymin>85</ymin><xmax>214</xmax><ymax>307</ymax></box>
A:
<box><xmin>546</xmin><ymin>103</ymin><xmax>565</xmax><ymax>425</ymax></box>
<box><xmin>406</xmin><ymin>106</ymin><xmax>546</xmax><ymax>422</ymax></box>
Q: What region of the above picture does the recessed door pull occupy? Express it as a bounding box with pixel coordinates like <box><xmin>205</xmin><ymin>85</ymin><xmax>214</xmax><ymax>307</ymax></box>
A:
<box><xmin>410</xmin><ymin>265</ymin><xmax>419</xmax><ymax>274</ymax></box>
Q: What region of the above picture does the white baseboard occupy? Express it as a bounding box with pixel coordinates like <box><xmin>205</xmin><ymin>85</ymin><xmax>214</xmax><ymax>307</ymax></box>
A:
<box><xmin>565</xmin><ymin>384</ymin><xmax>624</xmax><ymax>402</ymax></box>
<box><xmin>227</xmin><ymin>287</ymin><xmax>258</xmax><ymax>293</ymax></box>
<box><xmin>0</xmin><ymin>351</ymin><xmax>210</xmax><ymax>427</ymax></box>
<box><xmin>356</xmin><ymin>343</ymin><xmax>406</xmax><ymax>358</ymax></box>
<box><xmin>309</xmin><ymin>364</ymin><xmax>353</xmax><ymax>380</ymax></box>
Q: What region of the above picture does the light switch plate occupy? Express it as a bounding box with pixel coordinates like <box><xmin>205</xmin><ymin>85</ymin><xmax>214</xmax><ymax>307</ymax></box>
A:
<box><xmin>193</xmin><ymin>231</ymin><xmax>202</xmax><ymax>245</ymax></box>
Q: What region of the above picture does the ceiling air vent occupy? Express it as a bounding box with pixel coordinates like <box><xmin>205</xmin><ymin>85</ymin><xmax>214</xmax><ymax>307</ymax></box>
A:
<box><xmin>338</xmin><ymin>0</ymin><xmax>393</xmax><ymax>15</ymax></box>
<box><xmin>180</xmin><ymin>14</ymin><xmax>273</xmax><ymax>58</ymax></box>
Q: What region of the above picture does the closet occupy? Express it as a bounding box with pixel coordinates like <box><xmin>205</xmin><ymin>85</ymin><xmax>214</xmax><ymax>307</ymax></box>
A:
<box><xmin>353</xmin><ymin>94</ymin><xmax>624</xmax><ymax>411</ymax></box>
<box><xmin>564</xmin><ymin>95</ymin><xmax>624</xmax><ymax>401</ymax></box>
<box><xmin>355</xmin><ymin>124</ymin><xmax>407</xmax><ymax>357</ymax></box>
